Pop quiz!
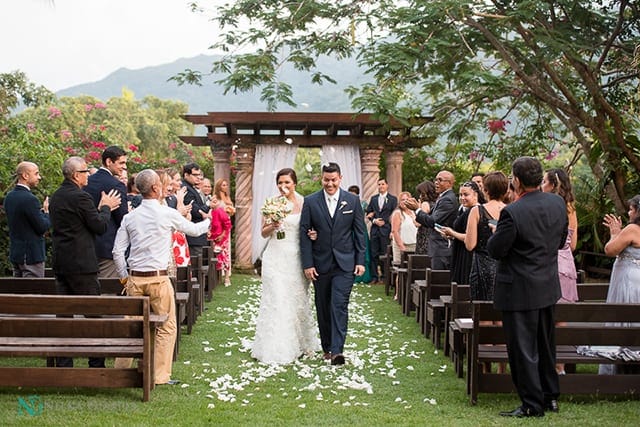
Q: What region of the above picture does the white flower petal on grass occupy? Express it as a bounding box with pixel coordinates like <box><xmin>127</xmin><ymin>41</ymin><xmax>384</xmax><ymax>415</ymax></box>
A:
<box><xmin>406</xmin><ymin>366</ymin><xmax>414</xmax><ymax>371</ymax></box>
<box><xmin>207</xmin><ymin>403</ymin><xmax>215</xmax><ymax>409</ymax></box>
<box><xmin>316</xmin><ymin>392</ymin><xmax>323</xmax><ymax>401</ymax></box>
<box><xmin>343</xmin><ymin>402</ymin><xmax>351</xmax><ymax>407</ymax></box>
<box><xmin>298</xmin><ymin>403</ymin><xmax>306</xmax><ymax>408</ymax></box>
<box><xmin>392</xmin><ymin>381</ymin><xmax>400</xmax><ymax>385</ymax></box>
<box><xmin>183</xmin><ymin>360</ymin><xmax>191</xmax><ymax>365</ymax></box>
<box><xmin>423</xmin><ymin>398</ymin><xmax>437</xmax><ymax>405</ymax></box>
<box><xmin>181</xmin><ymin>383</ymin><xmax>189</xmax><ymax>388</ymax></box>
<box><xmin>202</xmin><ymin>341</ymin><xmax>210</xmax><ymax>345</ymax></box>
<box><xmin>395</xmin><ymin>397</ymin><xmax>402</xmax><ymax>402</ymax></box>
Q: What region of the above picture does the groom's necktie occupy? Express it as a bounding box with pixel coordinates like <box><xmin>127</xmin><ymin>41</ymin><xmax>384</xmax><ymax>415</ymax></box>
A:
<box><xmin>327</xmin><ymin>196</ymin><xmax>337</xmax><ymax>218</ymax></box>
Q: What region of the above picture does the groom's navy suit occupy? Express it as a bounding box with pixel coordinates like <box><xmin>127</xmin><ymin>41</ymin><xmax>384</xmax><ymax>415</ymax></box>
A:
<box><xmin>300</xmin><ymin>188</ymin><xmax>366</xmax><ymax>356</ymax></box>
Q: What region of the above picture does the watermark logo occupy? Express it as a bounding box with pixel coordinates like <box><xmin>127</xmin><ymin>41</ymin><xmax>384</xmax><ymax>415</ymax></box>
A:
<box><xmin>17</xmin><ymin>395</ymin><xmax>43</xmax><ymax>416</ymax></box>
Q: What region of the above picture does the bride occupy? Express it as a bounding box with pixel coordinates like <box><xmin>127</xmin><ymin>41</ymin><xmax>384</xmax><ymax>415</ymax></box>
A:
<box><xmin>251</xmin><ymin>168</ymin><xmax>320</xmax><ymax>364</ymax></box>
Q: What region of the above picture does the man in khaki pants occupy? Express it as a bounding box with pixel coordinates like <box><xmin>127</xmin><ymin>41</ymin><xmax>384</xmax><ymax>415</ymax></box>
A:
<box><xmin>113</xmin><ymin>169</ymin><xmax>210</xmax><ymax>385</ymax></box>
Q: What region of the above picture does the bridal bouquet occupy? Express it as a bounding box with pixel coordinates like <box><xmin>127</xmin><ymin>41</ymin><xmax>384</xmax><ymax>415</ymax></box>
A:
<box><xmin>261</xmin><ymin>196</ymin><xmax>292</xmax><ymax>239</ymax></box>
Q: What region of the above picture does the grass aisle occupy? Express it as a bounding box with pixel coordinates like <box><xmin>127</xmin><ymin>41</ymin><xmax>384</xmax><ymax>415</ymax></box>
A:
<box><xmin>1</xmin><ymin>274</ymin><xmax>637</xmax><ymax>426</ymax></box>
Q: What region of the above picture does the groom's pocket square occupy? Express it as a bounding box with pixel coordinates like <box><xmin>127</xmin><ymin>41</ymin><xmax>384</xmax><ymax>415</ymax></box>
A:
<box><xmin>342</xmin><ymin>210</ymin><xmax>353</xmax><ymax>214</ymax></box>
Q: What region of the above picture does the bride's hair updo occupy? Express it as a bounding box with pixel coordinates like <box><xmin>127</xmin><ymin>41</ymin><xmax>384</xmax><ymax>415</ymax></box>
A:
<box><xmin>276</xmin><ymin>168</ymin><xmax>297</xmax><ymax>184</ymax></box>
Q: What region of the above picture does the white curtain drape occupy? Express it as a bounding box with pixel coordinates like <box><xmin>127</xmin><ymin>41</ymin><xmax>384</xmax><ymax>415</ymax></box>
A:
<box><xmin>251</xmin><ymin>144</ymin><xmax>298</xmax><ymax>262</ymax></box>
<box><xmin>321</xmin><ymin>145</ymin><xmax>362</xmax><ymax>192</ymax></box>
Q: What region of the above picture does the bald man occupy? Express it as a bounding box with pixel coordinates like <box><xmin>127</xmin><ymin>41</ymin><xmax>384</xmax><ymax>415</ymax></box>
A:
<box><xmin>405</xmin><ymin>170</ymin><xmax>459</xmax><ymax>270</ymax></box>
<box><xmin>3</xmin><ymin>161</ymin><xmax>51</xmax><ymax>277</ymax></box>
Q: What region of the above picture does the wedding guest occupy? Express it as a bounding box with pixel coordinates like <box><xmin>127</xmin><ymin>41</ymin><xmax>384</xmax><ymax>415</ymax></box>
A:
<box><xmin>390</xmin><ymin>191</ymin><xmax>418</xmax><ymax>265</ymax></box>
<box><xmin>487</xmin><ymin>157</ymin><xmax>566</xmax><ymax>417</ymax></box>
<box><xmin>600</xmin><ymin>195</ymin><xmax>640</xmax><ymax>374</ymax></box>
<box><xmin>49</xmin><ymin>156</ymin><xmax>122</xmax><ymax>368</ymax></box>
<box><xmin>83</xmin><ymin>145</ymin><xmax>129</xmax><ymax>277</ymax></box>
<box><xmin>366</xmin><ymin>178</ymin><xmax>397</xmax><ymax>283</ymax></box>
<box><xmin>252</xmin><ymin>168</ymin><xmax>319</xmax><ymax>364</ymax></box>
<box><xmin>541</xmin><ymin>168</ymin><xmax>579</xmax><ymax>375</ymax></box>
<box><xmin>465</xmin><ymin>172</ymin><xmax>508</xmax><ymax>300</ymax></box>
<box><xmin>201</xmin><ymin>177</ymin><xmax>213</xmax><ymax>203</ymax></box>
<box><xmin>214</xmin><ymin>178</ymin><xmax>235</xmax><ymax>285</ymax></box>
<box><xmin>4</xmin><ymin>161</ymin><xmax>50</xmax><ymax>278</ymax></box>
<box><xmin>181</xmin><ymin>163</ymin><xmax>209</xmax><ymax>260</ymax></box>
<box><xmin>405</xmin><ymin>171</ymin><xmax>459</xmax><ymax>270</ymax></box>
<box><xmin>126</xmin><ymin>172</ymin><xmax>142</xmax><ymax>210</ymax></box>
<box><xmin>113</xmin><ymin>169</ymin><xmax>210</xmax><ymax>385</ymax></box>
<box><xmin>471</xmin><ymin>172</ymin><xmax>485</xmax><ymax>193</ymax></box>
<box><xmin>208</xmin><ymin>194</ymin><xmax>232</xmax><ymax>287</ymax></box>
<box><xmin>440</xmin><ymin>181</ymin><xmax>486</xmax><ymax>286</ymax></box>
<box><xmin>414</xmin><ymin>180</ymin><xmax>438</xmax><ymax>255</ymax></box>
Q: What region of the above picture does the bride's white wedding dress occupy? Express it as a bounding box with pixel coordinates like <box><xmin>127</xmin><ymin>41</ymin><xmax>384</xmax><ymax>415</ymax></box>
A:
<box><xmin>251</xmin><ymin>211</ymin><xmax>320</xmax><ymax>364</ymax></box>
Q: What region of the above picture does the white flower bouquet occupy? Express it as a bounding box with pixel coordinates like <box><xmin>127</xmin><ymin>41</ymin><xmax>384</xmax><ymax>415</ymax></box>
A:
<box><xmin>260</xmin><ymin>196</ymin><xmax>291</xmax><ymax>239</ymax></box>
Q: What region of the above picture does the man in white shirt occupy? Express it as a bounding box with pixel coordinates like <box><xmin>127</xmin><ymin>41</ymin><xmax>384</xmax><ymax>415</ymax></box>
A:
<box><xmin>113</xmin><ymin>169</ymin><xmax>210</xmax><ymax>385</ymax></box>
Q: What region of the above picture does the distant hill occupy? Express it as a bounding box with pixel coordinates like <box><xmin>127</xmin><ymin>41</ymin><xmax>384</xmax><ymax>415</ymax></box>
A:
<box><xmin>56</xmin><ymin>54</ymin><xmax>370</xmax><ymax>114</ymax></box>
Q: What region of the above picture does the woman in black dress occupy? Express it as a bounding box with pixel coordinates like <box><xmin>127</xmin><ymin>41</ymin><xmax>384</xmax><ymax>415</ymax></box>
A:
<box><xmin>464</xmin><ymin>172</ymin><xmax>508</xmax><ymax>300</ymax></box>
<box><xmin>414</xmin><ymin>180</ymin><xmax>438</xmax><ymax>255</ymax></box>
<box><xmin>440</xmin><ymin>181</ymin><xmax>485</xmax><ymax>285</ymax></box>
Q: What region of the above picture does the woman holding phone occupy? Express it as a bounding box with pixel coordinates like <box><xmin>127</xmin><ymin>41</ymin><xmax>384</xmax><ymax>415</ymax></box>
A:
<box><xmin>464</xmin><ymin>171</ymin><xmax>508</xmax><ymax>300</ymax></box>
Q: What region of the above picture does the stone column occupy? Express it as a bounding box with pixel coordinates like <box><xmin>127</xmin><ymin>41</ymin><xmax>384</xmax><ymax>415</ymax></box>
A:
<box><xmin>211</xmin><ymin>144</ymin><xmax>232</xmax><ymax>184</ymax></box>
<box><xmin>360</xmin><ymin>148</ymin><xmax>383</xmax><ymax>204</ymax></box>
<box><xmin>385</xmin><ymin>150</ymin><xmax>404</xmax><ymax>196</ymax></box>
<box><xmin>233</xmin><ymin>145</ymin><xmax>255</xmax><ymax>271</ymax></box>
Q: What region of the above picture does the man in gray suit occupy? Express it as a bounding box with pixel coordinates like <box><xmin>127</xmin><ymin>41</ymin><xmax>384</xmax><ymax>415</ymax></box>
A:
<box><xmin>405</xmin><ymin>170</ymin><xmax>459</xmax><ymax>270</ymax></box>
<box><xmin>487</xmin><ymin>157</ymin><xmax>567</xmax><ymax>417</ymax></box>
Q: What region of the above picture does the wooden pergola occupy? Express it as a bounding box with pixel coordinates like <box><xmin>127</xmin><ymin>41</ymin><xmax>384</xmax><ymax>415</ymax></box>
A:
<box><xmin>180</xmin><ymin>112</ymin><xmax>433</xmax><ymax>270</ymax></box>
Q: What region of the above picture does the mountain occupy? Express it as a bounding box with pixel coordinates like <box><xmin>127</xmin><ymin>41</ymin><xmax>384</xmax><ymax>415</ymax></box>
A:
<box><xmin>56</xmin><ymin>54</ymin><xmax>370</xmax><ymax>114</ymax></box>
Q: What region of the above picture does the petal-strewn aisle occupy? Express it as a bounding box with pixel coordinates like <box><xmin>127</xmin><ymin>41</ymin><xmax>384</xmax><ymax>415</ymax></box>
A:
<box><xmin>176</xmin><ymin>275</ymin><xmax>455</xmax><ymax>411</ymax></box>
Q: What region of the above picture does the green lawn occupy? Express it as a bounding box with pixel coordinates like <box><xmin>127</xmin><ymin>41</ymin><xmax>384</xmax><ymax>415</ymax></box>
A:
<box><xmin>0</xmin><ymin>275</ymin><xmax>637</xmax><ymax>426</ymax></box>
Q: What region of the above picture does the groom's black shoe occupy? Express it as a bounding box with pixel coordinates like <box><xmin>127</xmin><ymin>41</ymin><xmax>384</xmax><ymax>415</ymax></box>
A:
<box><xmin>331</xmin><ymin>354</ymin><xmax>345</xmax><ymax>366</ymax></box>
<box><xmin>323</xmin><ymin>352</ymin><xmax>332</xmax><ymax>361</ymax></box>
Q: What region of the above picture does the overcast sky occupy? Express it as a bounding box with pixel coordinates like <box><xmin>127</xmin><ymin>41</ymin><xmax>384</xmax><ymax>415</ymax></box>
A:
<box><xmin>1</xmin><ymin>0</ymin><xmax>222</xmax><ymax>91</ymax></box>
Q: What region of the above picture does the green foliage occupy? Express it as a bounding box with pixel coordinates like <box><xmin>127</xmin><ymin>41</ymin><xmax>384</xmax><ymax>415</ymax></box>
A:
<box><xmin>0</xmin><ymin>78</ymin><xmax>213</xmax><ymax>272</ymax></box>
<box><xmin>293</xmin><ymin>148</ymin><xmax>322</xmax><ymax>196</ymax></box>
<box><xmin>0</xmin><ymin>71</ymin><xmax>55</xmax><ymax>118</ymax></box>
<box><xmin>192</xmin><ymin>0</ymin><xmax>640</xmax><ymax>211</ymax></box>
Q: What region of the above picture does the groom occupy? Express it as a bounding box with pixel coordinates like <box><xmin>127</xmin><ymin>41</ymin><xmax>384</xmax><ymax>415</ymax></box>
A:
<box><xmin>300</xmin><ymin>162</ymin><xmax>366</xmax><ymax>366</ymax></box>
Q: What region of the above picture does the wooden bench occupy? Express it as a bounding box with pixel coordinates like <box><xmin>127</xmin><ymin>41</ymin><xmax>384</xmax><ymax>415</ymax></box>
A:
<box><xmin>201</xmin><ymin>245</ymin><xmax>219</xmax><ymax>301</ymax></box>
<box><xmin>0</xmin><ymin>276</ymin><xmax>188</xmax><ymax>361</ymax></box>
<box><xmin>0</xmin><ymin>294</ymin><xmax>162</xmax><ymax>401</ymax></box>
<box><xmin>391</xmin><ymin>250</ymin><xmax>414</xmax><ymax>307</ymax></box>
<box><xmin>452</xmin><ymin>282</ymin><xmax>610</xmax><ymax>385</ymax></box>
<box><xmin>422</xmin><ymin>269</ymin><xmax>452</xmax><ymax>346</ymax></box>
<box><xmin>172</xmin><ymin>266</ymin><xmax>198</xmax><ymax>335</ymax></box>
<box><xmin>379</xmin><ymin>245</ymin><xmax>393</xmax><ymax>295</ymax></box>
<box><xmin>466</xmin><ymin>301</ymin><xmax>640</xmax><ymax>404</ymax></box>
<box><xmin>446</xmin><ymin>284</ymin><xmax>471</xmax><ymax>377</ymax></box>
<box><xmin>399</xmin><ymin>253</ymin><xmax>428</xmax><ymax>316</ymax></box>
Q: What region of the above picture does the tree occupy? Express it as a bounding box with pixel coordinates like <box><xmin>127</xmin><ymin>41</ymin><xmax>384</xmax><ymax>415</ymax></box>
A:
<box><xmin>180</xmin><ymin>0</ymin><xmax>640</xmax><ymax>212</ymax></box>
<box><xmin>0</xmin><ymin>71</ymin><xmax>54</xmax><ymax>119</ymax></box>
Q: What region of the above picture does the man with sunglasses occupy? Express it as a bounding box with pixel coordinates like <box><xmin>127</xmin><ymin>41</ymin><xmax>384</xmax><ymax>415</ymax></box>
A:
<box><xmin>49</xmin><ymin>156</ymin><xmax>121</xmax><ymax>368</ymax></box>
<box><xmin>405</xmin><ymin>170</ymin><xmax>459</xmax><ymax>269</ymax></box>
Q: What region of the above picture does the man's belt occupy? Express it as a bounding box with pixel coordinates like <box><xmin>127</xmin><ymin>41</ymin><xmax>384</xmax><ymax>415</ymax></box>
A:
<box><xmin>130</xmin><ymin>270</ymin><xmax>168</xmax><ymax>277</ymax></box>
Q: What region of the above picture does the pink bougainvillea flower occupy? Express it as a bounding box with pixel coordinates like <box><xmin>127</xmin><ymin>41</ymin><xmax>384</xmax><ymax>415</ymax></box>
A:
<box><xmin>168</xmin><ymin>143</ymin><xmax>177</xmax><ymax>150</ymax></box>
<box><xmin>84</xmin><ymin>104</ymin><xmax>94</xmax><ymax>112</ymax></box>
<box><xmin>545</xmin><ymin>150</ymin><xmax>558</xmax><ymax>161</ymax></box>
<box><xmin>128</xmin><ymin>144</ymin><xmax>139</xmax><ymax>152</ymax></box>
<box><xmin>47</xmin><ymin>106</ymin><xmax>62</xmax><ymax>119</ymax></box>
<box><xmin>26</xmin><ymin>123</ymin><xmax>36</xmax><ymax>132</ymax></box>
<box><xmin>99</xmin><ymin>125</ymin><xmax>106</xmax><ymax>131</ymax></box>
<box><xmin>94</xmin><ymin>102</ymin><xmax>107</xmax><ymax>109</ymax></box>
<box><xmin>469</xmin><ymin>150</ymin><xmax>479</xmax><ymax>161</ymax></box>
<box><xmin>91</xmin><ymin>141</ymin><xmax>107</xmax><ymax>149</ymax></box>
<box><xmin>60</xmin><ymin>130</ymin><xmax>73</xmax><ymax>140</ymax></box>
<box><xmin>426</xmin><ymin>157</ymin><xmax>437</xmax><ymax>165</ymax></box>
<box><xmin>132</xmin><ymin>156</ymin><xmax>143</xmax><ymax>163</ymax></box>
<box><xmin>167</xmin><ymin>158</ymin><xmax>178</xmax><ymax>164</ymax></box>
<box><xmin>487</xmin><ymin>119</ymin><xmax>509</xmax><ymax>134</ymax></box>
<box><xmin>64</xmin><ymin>146</ymin><xmax>76</xmax><ymax>154</ymax></box>
<box><xmin>87</xmin><ymin>151</ymin><xmax>101</xmax><ymax>161</ymax></box>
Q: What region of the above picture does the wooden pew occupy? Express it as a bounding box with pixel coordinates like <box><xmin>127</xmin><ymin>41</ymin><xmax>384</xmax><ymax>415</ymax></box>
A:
<box><xmin>0</xmin><ymin>294</ymin><xmax>162</xmax><ymax>401</ymax></box>
<box><xmin>423</xmin><ymin>269</ymin><xmax>452</xmax><ymax>345</ymax></box>
<box><xmin>0</xmin><ymin>276</ymin><xmax>188</xmax><ymax>361</ymax></box>
<box><xmin>400</xmin><ymin>254</ymin><xmax>428</xmax><ymax>316</ymax></box>
<box><xmin>380</xmin><ymin>245</ymin><xmax>393</xmax><ymax>296</ymax></box>
<box><xmin>466</xmin><ymin>301</ymin><xmax>640</xmax><ymax>404</ymax></box>
<box><xmin>446</xmin><ymin>283</ymin><xmax>471</xmax><ymax>377</ymax></box>
<box><xmin>172</xmin><ymin>266</ymin><xmax>198</xmax><ymax>335</ymax></box>
<box><xmin>448</xmin><ymin>281</ymin><xmax>609</xmax><ymax>380</ymax></box>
